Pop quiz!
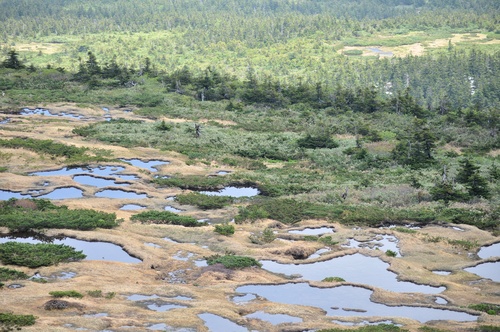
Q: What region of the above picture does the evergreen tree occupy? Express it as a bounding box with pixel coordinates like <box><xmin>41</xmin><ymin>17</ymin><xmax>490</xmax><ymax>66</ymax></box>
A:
<box><xmin>392</xmin><ymin>119</ymin><xmax>436</xmax><ymax>168</ymax></box>
<box><xmin>456</xmin><ymin>158</ymin><xmax>490</xmax><ymax>199</ymax></box>
<box><xmin>2</xmin><ymin>49</ymin><xmax>24</xmax><ymax>69</ymax></box>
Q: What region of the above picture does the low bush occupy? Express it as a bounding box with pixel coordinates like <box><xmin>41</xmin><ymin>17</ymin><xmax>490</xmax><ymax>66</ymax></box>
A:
<box><xmin>236</xmin><ymin>198</ymin><xmax>314</xmax><ymax>224</ymax></box>
<box><xmin>175</xmin><ymin>192</ymin><xmax>233</xmax><ymax>210</ymax></box>
<box><xmin>386</xmin><ymin>249</ymin><xmax>397</xmax><ymax>257</ymax></box>
<box><xmin>0</xmin><ymin>242</ymin><xmax>86</xmax><ymax>268</ymax></box>
<box><xmin>0</xmin><ymin>267</ymin><xmax>29</xmax><ymax>281</ymax></box>
<box><xmin>49</xmin><ymin>290</ymin><xmax>84</xmax><ymax>299</ymax></box>
<box><xmin>205</xmin><ymin>254</ymin><xmax>262</xmax><ymax>269</ymax></box>
<box><xmin>130</xmin><ymin>210</ymin><xmax>205</xmax><ymax>227</ymax></box>
<box><xmin>0</xmin><ymin>312</ymin><xmax>36</xmax><ymax>330</ymax></box>
<box><xmin>0</xmin><ymin>198</ymin><xmax>118</xmax><ymax>231</ymax></box>
<box><xmin>322</xmin><ymin>276</ymin><xmax>345</xmax><ymax>282</ymax></box>
<box><xmin>468</xmin><ymin>303</ymin><xmax>500</xmax><ymax>315</ymax></box>
<box><xmin>214</xmin><ymin>223</ymin><xmax>235</xmax><ymax>236</ymax></box>
<box><xmin>248</xmin><ymin>228</ymin><xmax>276</xmax><ymax>244</ymax></box>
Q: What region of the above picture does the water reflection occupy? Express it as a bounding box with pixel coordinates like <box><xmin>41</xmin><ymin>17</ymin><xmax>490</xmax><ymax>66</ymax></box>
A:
<box><xmin>21</xmin><ymin>108</ymin><xmax>83</xmax><ymax>119</ymax></box>
<box><xmin>95</xmin><ymin>189</ymin><xmax>148</xmax><ymax>199</ymax></box>
<box><xmin>235</xmin><ymin>283</ymin><xmax>477</xmax><ymax>323</ymax></box>
<box><xmin>343</xmin><ymin>235</ymin><xmax>400</xmax><ymax>257</ymax></box>
<box><xmin>289</xmin><ymin>227</ymin><xmax>334</xmax><ymax>236</ymax></box>
<box><xmin>464</xmin><ymin>262</ymin><xmax>500</xmax><ymax>282</ymax></box>
<box><xmin>120</xmin><ymin>158</ymin><xmax>170</xmax><ymax>172</ymax></box>
<box><xmin>477</xmin><ymin>242</ymin><xmax>500</xmax><ymax>259</ymax></box>
<box><xmin>73</xmin><ymin>175</ymin><xmax>130</xmax><ymax>187</ymax></box>
<box><xmin>261</xmin><ymin>253</ymin><xmax>444</xmax><ymax>293</ymax></box>
<box><xmin>37</xmin><ymin>187</ymin><xmax>83</xmax><ymax>199</ymax></box>
<box><xmin>198</xmin><ymin>313</ymin><xmax>247</xmax><ymax>332</ymax></box>
<box><xmin>245</xmin><ymin>311</ymin><xmax>302</xmax><ymax>324</ymax></box>
<box><xmin>0</xmin><ymin>190</ymin><xmax>32</xmax><ymax>200</ymax></box>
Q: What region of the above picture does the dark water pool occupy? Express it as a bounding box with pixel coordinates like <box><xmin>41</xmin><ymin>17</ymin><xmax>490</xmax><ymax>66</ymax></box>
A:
<box><xmin>73</xmin><ymin>175</ymin><xmax>130</xmax><ymax>187</ymax></box>
<box><xmin>464</xmin><ymin>261</ymin><xmax>500</xmax><ymax>282</ymax></box>
<box><xmin>0</xmin><ymin>189</ymin><xmax>32</xmax><ymax>200</ymax></box>
<box><xmin>198</xmin><ymin>313</ymin><xmax>247</xmax><ymax>332</ymax></box>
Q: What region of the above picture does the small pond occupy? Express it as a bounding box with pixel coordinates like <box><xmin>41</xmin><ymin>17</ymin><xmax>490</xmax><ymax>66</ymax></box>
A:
<box><xmin>120</xmin><ymin>158</ymin><xmax>170</xmax><ymax>172</ymax></box>
<box><xmin>21</xmin><ymin>108</ymin><xmax>83</xmax><ymax>119</ymax></box>
<box><xmin>147</xmin><ymin>323</ymin><xmax>195</xmax><ymax>331</ymax></box>
<box><xmin>73</xmin><ymin>175</ymin><xmax>130</xmax><ymax>187</ymax></box>
<box><xmin>464</xmin><ymin>261</ymin><xmax>500</xmax><ymax>282</ymax></box>
<box><xmin>164</xmin><ymin>205</ymin><xmax>183</xmax><ymax>213</ymax></box>
<box><xmin>260</xmin><ymin>253</ymin><xmax>444</xmax><ymax>293</ymax></box>
<box><xmin>232</xmin><ymin>294</ymin><xmax>257</xmax><ymax>303</ymax></box>
<box><xmin>477</xmin><ymin>242</ymin><xmax>500</xmax><ymax>259</ymax></box>
<box><xmin>215</xmin><ymin>171</ymin><xmax>230</xmax><ymax>175</ymax></box>
<box><xmin>309</xmin><ymin>248</ymin><xmax>331</xmax><ymax>259</ymax></box>
<box><xmin>198</xmin><ymin>313</ymin><xmax>247</xmax><ymax>332</ymax></box>
<box><xmin>245</xmin><ymin>311</ymin><xmax>302</xmax><ymax>324</ymax></box>
<box><xmin>432</xmin><ymin>270</ymin><xmax>451</xmax><ymax>276</ymax></box>
<box><xmin>0</xmin><ymin>235</ymin><xmax>141</xmax><ymax>263</ymax></box>
<box><xmin>343</xmin><ymin>235</ymin><xmax>400</xmax><ymax>257</ymax></box>
<box><xmin>235</xmin><ymin>283</ymin><xmax>477</xmax><ymax>323</ymax></box>
<box><xmin>37</xmin><ymin>187</ymin><xmax>84</xmax><ymax>199</ymax></box>
<box><xmin>30</xmin><ymin>166</ymin><xmax>126</xmax><ymax>178</ymax></box>
<box><xmin>0</xmin><ymin>189</ymin><xmax>32</xmax><ymax>200</ymax></box>
<box><xmin>0</xmin><ymin>118</ymin><xmax>11</xmax><ymax>124</ymax></box>
<box><xmin>332</xmin><ymin>319</ymin><xmax>399</xmax><ymax>326</ymax></box>
<box><xmin>95</xmin><ymin>189</ymin><xmax>148</xmax><ymax>199</ymax></box>
<box><xmin>120</xmin><ymin>204</ymin><xmax>146</xmax><ymax>211</ymax></box>
<box><xmin>199</xmin><ymin>186</ymin><xmax>260</xmax><ymax>197</ymax></box>
<box><xmin>289</xmin><ymin>227</ymin><xmax>334</xmax><ymax>236</ymax></box>
<box><xmin>435</xmin><ymin>297</ymin><xmax>448</xmax><ymax>305</ymax></box>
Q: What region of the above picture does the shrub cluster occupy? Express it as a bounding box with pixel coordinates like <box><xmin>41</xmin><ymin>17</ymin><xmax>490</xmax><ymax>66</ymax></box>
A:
<box><xmin>0</xmin><ymin>267</ymin><xmax>29</xmax><ymax>282</ymax></box>
<box><xmin>0</xmin><ymin>312</ymin><xmax>36</xmax><ymax>330</ymax></box>
<box><xmin>0</xmin><ymin>242</ymin><xmax>86</xmax><ymax>268</ymax></box>
<box><xmin>214</xmin><ymin>223</ymin><xmax>235</xmax><ymax>236</ymax></box>
<box><xmin>130</xmin><ymin>210</ymin><xmax>206</xmax><ymax>227</ymax></box>
<box><xmin>205</xmin><ymin>254</ymin><xmax>261</xmax><ymax>269</ymax></box>
<box><xmin>49</xmin><ymin>290</ymin><xmax>84</xmax><ymax>299</ymax></box>
<box><xmin>0</xmin><ymin>199</ymin><xmax>118</xmax><ymax>231</ymax></box>
<box><xmin>0</xmin><ymin>137</ymin><xmax>88</xmax><ymax>159</ymax></box>
<box><xmin>175</xmin><ymin>192</ymin><xmax>233</xmax><ymax>210</ymax></box>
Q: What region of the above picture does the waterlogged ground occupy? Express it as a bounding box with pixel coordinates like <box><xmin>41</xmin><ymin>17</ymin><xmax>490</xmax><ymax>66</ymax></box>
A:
<box><xmin>0</xmin><ymin>104</ymin><xmax>499</xmax><ymax>332</ymax></box>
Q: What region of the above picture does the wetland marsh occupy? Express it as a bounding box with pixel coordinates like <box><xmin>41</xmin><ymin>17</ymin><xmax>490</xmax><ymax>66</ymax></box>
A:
<box><xmin>0</xmin><ymin>104</ymin><xmax>498</xmax><ymax>332</ymax></box>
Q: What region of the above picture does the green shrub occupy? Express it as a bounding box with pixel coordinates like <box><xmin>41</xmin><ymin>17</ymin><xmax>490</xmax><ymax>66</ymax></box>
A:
<box><xmin>0</xmin><ymin>242</ymin><xmax>86</xmax><ymax>268</ymax></box>
<box><xmin>0</xmin><ymin>312</ymin><xmax>36</xmax><ymax>330</ymax></box>
<box><xmin>175</xmin><ymin>192</ymin><xmax>233</xmax><ymax>210</ymax></box>
<box><xmin>318</xmin><ymin>236</ymin><xmax>338</xmax><ymax>246</ymax></box>
<box><xmin>86</xmin><ymin>290</ymin><xmax>103</xmax><ymax>297</ymax></box>
<box><xmin>0</xmin><ymin>137</ymin><xmax>88</xmax><ymax>159</ymax></box>
<box><xmin>86</xmin><ymin>289</ymin><xmax>114</xmax><ymax>298</ymax></box>
<box><xmin>130</xmin><ymin>210</ymin><xmax>205</xmax><ymax>227</ymax></box>
<box><xmin>214</xmin><ymin>223</ymin><xmax>235</xmax><ymax>236</ymax></box>
<box><xmin>205</xmin><ymin>254</ymin><xmax>261</xmax><ymax>269</ymax></box>
<box><xmin>386</xmin><ymin>249</ymin><xmax>397</xmax><ymax>257</ymax></box>
<box><xmin>0</xmin><ymin>199</ymin><xmax>118</xmax><ymax>231</ymax></box>
<box><xmin>322</xmin><ymin>276</ymin><xmax>345</xmax><ymax>282</ymax></box>
<box><xmin>49</xmin><ymin>290</ymin><xmax>84</xmax><ymax>299</ymax></box>
<box><xmin>468</xmin><ymin>303</ymin><xmax>500</xmax><ymax>315</ymax></box>
<box><xmin>0</xmin><ymin>267</ymin><xmax>29</xmax><ymax>281</ymax></box>
<box><xmin>237</xmin><ymin>199</ymin><xmax>314</xmax><ymax>224</ymax></box>
<box><xmin>447</xmin><ymin>239</ymin><xmax>478</xmax><ymax>250</ymax></box>
<box><xmin>249</xmin><ymin>228</ymin><xmax>276</xmax><ymax>244</ymax></box>
<box><xmin>297</xmin><ymin>134</ymin><xmax>339</xmax><ymax>149</ymax></box>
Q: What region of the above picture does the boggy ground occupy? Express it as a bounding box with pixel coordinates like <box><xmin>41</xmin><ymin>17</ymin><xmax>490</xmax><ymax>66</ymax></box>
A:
<box><xmin>0</xmin><ymin>104</ymin><xmax>499</xmax><ymax>332</ymax></box>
